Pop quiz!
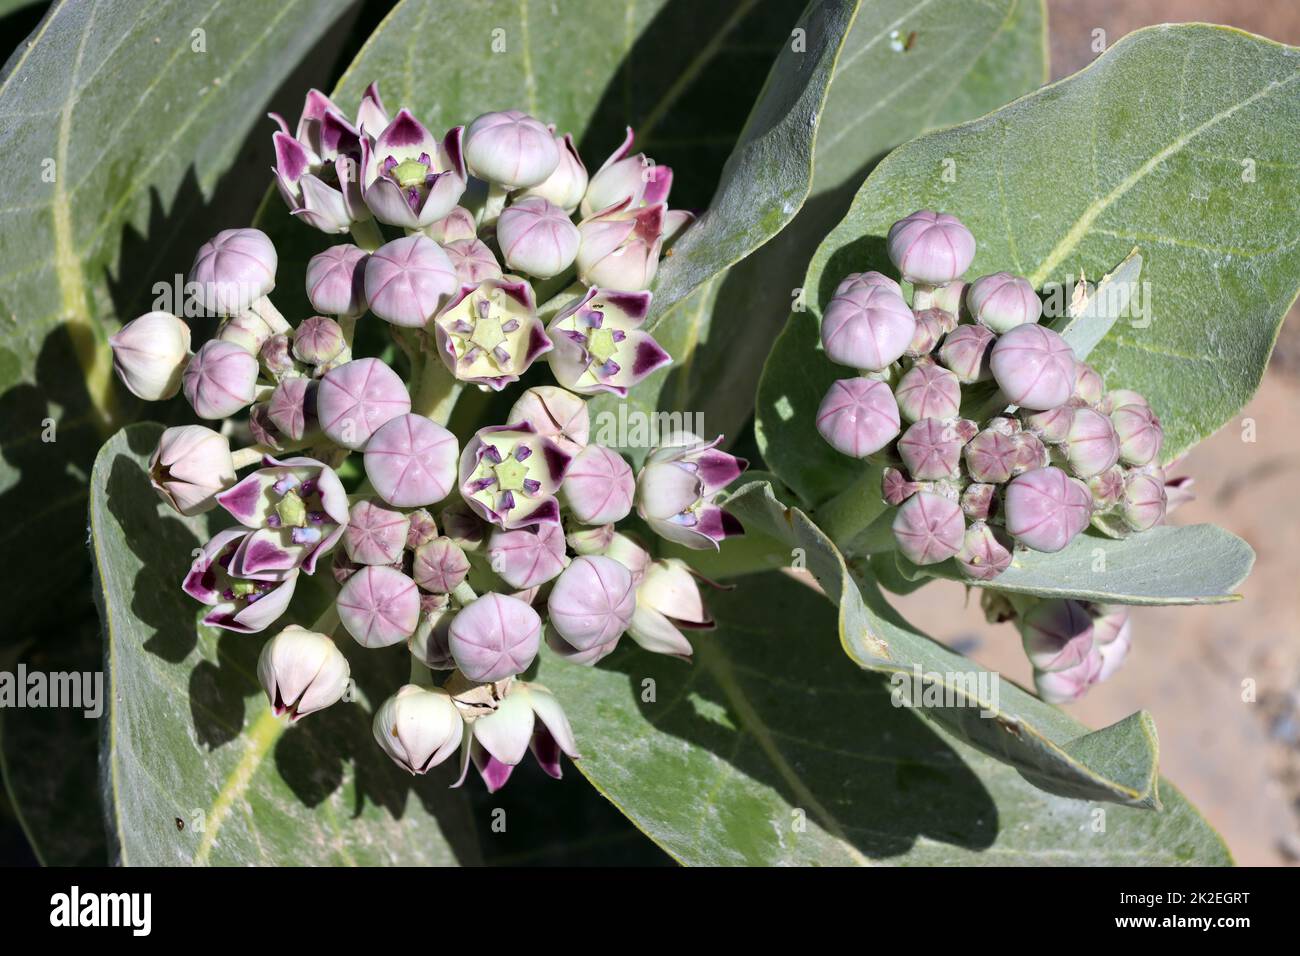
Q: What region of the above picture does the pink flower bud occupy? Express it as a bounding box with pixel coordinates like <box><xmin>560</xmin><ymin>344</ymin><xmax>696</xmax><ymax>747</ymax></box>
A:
<box><xmin>344</xmin><ymin>499</ymin><xmax>410</xmax><ymax>566</ymax></box>
<box><xmin>1111</xmin><ymin>403</ymin><xmax>1163</xmax><ymax>466</ymax></box>
<box><xmin>882</xmin><ymin>467</ymin><xmax>918</xmax><ymax>506</ymax></box>
<box><xmin>522</xmin><ymin>131</ymin><xmax>588</xmax><ymax>212</ymax></box>
<box><xmin>423</xmin><ymin>206</ymin><xmax>477</xmax><ymax>244</ymax></box>
<box><xmin>581</xmin><ymin>128</ymin><xmax>672</xmax><ymax>217</ymax></box>
<box><xmin>1073</xmin><ymin>362</ymin><xmax>1105</xmax><ymax>406</ymax></box>
<box><xmin>989</xmin><ymin>323</ymin><xmax>1076</xmax><ymax>411</ymax></box>
<box><xmin>182</xmin><ymin>340</ymin><xmax>259</xmax><ymax>419</ymax></box>
<box><xmin>963</xmin><ymin>428</ymin><xmax>1019</xmax><ymax>484</ymax></box>
<box><xmin>1014</xmin><ymin>432</ymin><xmax>1050</xmax><ymax>474</ymax></box>
<box><xmin>316</xmin><ymin>358</ymin><xmax>411</xmax><ymax>450</ymax></box>
<box><xmin>365</xmin><ymin>234</ymin><xmax>458</xmax><ymax>327</ymax></box>
<box><xmin>337</xmin><ymin>565</ymin><xmax>420</xmax><ymax>647</ymax></box>
<box><xmin>190</xmin><ymin>228</ymin><xmax>277</xmax><ymax>315</ymax></box>
<box><xmin>897</xmin><ymin>418</ymin><xmax>965</xmax><ymax>481</ymax></box>
<box><xmin>363</xmin><ymin>413</ymin><xmax>459</xmax><ymax>508</ymax></box>
<box><xmin>886</xmin><ymin>210</ymin><xmax>975</xmax><ymax>285</ymax></box>
<box><xmin>464</xmin><ymin>110</ymin><xmax>560</xmax><ymax>188</ymax></box>
<box><xmin>1004</xmin><ymin>466</ymin><xmax>1092</xmax><ymax>553</ymax></box>
<box><xmin>937</xmin><ymin>323</ymin><xmax>995</xmax><ymax>383</ymax></box>
<box><xmin>412</xmin><ymin>537</ymin><xmax>471</xmax><ymax>593</ymax></box>
<box><xmin>1064</xmin><ymin>406</ymin><xmax>1121</xmax><ymax>478</ymax></box>
<box><xmin>508</xmin><ymin>385</ymin><xmax>589</xmax><ymax>455</ymax></box>
<box><xmin>1034</xmin><ymin>648</ymin><xmax>1103</xmax><ymax>704</ymax></box>
<box><xmin>894</xmin><ymin>362</ymin><xmax>961</xmax><ymax>423</ymax></box>
<box><xmin>961</xmin><ymin>482</ymin><xmax>996</xmax><ymax>520</ymax></box>
<box><xmin>820</xmin><ymin>283</ymin><xmax>915</xmax><ymax>371</ymax></box>
<box><xmin>547</xmin><ymin>555</ymin><xmax>636</xmax><ymax>651</ymax></box>
<box><xmin>562</xmin><ymin>444</ymin><xmax>635</xmax><ymax>525</ymax></box>
<box><xmin>575</xmin><ymin>202</ymin><xmax>665</xmax><ymax>290</ymax></box>
<box><xmin>448</xmin><ymin>592</ymin><xmax>543</xmax><ymax>681</ymax></box>
<box><xmin>1088</xmin><ymin>464</ymin><xmax>1126</xmax><ymax>511</ymax></box>
<box><xmin>265</xmin><ymin>377</ymin><xmax>312</xmax><ymax>442</ymax></box>
<box><xmin>258</xmin><ymin>625</ymin><xmax>350</xmax><ymax>722</ymax></box>
<box><xmin>1022</xmin><ymin>404</ymin><xmax>1073</xmax><ymax>443</ymax></box>
<box><xmin>1091</xmin><ymin>605</ymin><xmax>1132</xmax><ymax>683</ymax></box>
<box><xmin>816</xmin><ymin>377</ymin><xmax>900</xmax><ymax>458</ymax></box>
<box><xmin>892</xmin><ymin>491</ymin><xmax>965</xmax><ymax>565</ymax></box>
<box><xmin>1019</xmin><ymin>599</ymin><xmax>1094</xmax><ymax>671</ymax></box>
<box><xmin>1121</xmin><ymin>470</ymin><xmax>1167</xmax><ymax>531</ymax></box>
<box><xmin>149</xmin><ymin>425</ymin><xmax>235</xmax><ymax>515</ymax></box>
<box><xmin>957</xmin><ymin>521</ymin><xmax>1012</xmax><ymax>581</ymax></box>
<box><xmin>497</xmin><ymin>196</ymin><xmax>580</xmax><ymax>278</ymax></box>
<box><xmin>487</xmin><ymin>522</ymin><xmax>566</xmax><ymax>589</ymax></box>
<box><xmin>305</xmin><ymin>244</ymin><xmax>368</xmax><ymax>317</ymax></box>
<box><xmin>835</xmin><ymin>271</ymin><xmax>902</xmax><ymax>299</ymax></box>
<box><xmin>905</xmin><ymin>308</ymin><xmax>949</xmax><ymax>358</ymax></box>
<box><xmin>372</xmin><ymin>685</ymin><xmax>463</xmax><ymax>775</ymax></box>
<box><xmin>293</xmin><ymin>315</ymin><xmax>348</xmax><ymax>366</ymax></box>
<box><xmin>1101</xmin><ymin>388</ymin><xmax>1147</xmax><ymax>414</ymax></box>
<box><xmin>109</xmin><ymin>311</ymin><xmax>191</xmax><ymax>400</ymax></box>
<box><xmin>966</xmin><ymin>272</ymin><xmax>1041</xmax><ymax>333</ymax></box>
<box><xmin>443</xmin><ymin>238</ymin><xmax>503</xmax><ymax>284</ymax></box>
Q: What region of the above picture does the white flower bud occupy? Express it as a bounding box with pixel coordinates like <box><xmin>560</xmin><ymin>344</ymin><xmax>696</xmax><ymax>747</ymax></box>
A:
<box><xmin>257</xmin><ymin>625</ymin><xmax>351</xmax><ymax>722</ymax></box>
<box><xmin>109</xmin><ymin>311</ymin><xmax>191</xmax><ymax>400</ymax></box>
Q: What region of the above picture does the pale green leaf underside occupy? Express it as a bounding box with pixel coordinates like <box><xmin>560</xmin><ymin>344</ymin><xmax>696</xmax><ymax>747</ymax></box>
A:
<box><xmin>902</xmin><ymin>523</ymin><xmax>1254</xmax><ymax>606</ymax></box>
<box><xmin>801</xmin><ymin>23</ymin><xmax>1300</xmax><ymax>464</ymax></box>
<box><xmin>723</xmin><ymin>479</ymin><xmax>1168</xmax><ymax>808</ymax></box>
<box><xmin>539</xmin><ymin>570</ymin><xmax>1229</xmax><ymax>865</ymax></box>
<box><xmin>91</xmin><ymin>425</ymin><xmax>479</xmax><ymax>866</ymax></box>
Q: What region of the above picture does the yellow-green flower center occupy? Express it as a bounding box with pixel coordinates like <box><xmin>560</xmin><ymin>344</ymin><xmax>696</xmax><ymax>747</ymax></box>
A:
<box><xmin>587</xmin><ymin>327</ymin><xmax>617</xmax><ymax>364</ymax></box>
<box><xmin>493</xmin><ymin>456</ymin><xmax>528</xmax><ymax>492</ymax></box>
<box><xmin>471</xmin><ymin>315</ymin><xmax>506</xmax><ymax>352</ymax></box>
<box><xmin>392</xmin><ymin>158</ymin><xmax>429</xmax><ymax>188</ymax></box>
<box><xmin>276</xmin><ymin>489</ymin><xmax>307</xmax><ymax>528</ymax></box>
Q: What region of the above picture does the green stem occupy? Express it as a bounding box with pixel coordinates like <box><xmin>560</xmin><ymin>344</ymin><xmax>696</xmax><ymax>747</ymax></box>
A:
<box><xmin>812</xmin><ymin>461</ymin><xmax>888</xmax><ymax>550</ymax></box>
<box><xmin>350</xmin><ymin>218</ymin><xmax>385</xmax><ymax>252</ymax></box>
<box><xmin>451</xmin><ymin>581</ymin><xmax>477</xmax><ymax>607</ymax></box>
<box><xmin>412</xmin><ymin>352</ymin><xmax>463</xmax><ymax>425</ymax></box>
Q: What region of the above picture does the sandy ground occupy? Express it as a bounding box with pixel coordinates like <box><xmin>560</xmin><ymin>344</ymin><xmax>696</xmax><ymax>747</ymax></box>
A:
<box><xmin>889</xmin><ymin>2</ymin><xmax>1300</xmax><ymax>865</ymax></box>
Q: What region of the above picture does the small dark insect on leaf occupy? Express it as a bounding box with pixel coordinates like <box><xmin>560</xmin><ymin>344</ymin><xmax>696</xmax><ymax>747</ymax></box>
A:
<box><xmin>905</xmin><ymin>31</ymin><xmax>918</xmax><ymax>51</ymax></box>
<box><xmin>175</xmin><ymin>817</ymin><xmax>185</xmax><ymax>831</ymax></box>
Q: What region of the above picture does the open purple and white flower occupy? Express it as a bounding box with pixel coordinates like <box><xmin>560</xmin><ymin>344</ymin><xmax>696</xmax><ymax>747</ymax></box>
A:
<box><xmin>635</xmin><ymin>435</ymin><xmax>746</xmax><ymax>550</ymax></box>
<box><xmin>182</xmin><ymin>528</ymin><xmax>299</xmax><ymax>634</ymax></box>
<box><xmin>545</xmin><ymin>287</ymin><xmax>670</xmax><ymax>397</ymax></box>
<box><xmin>433</xmin><ymin>278</ymin><xmax>552</xmax><ymax>391</ymax></box>
<box><xmin>458</xmin><ymin>423</ymin><xmax>572</xmax><ymax>528</ymax></box>
<box><xmin>456</xmin><ymin>682</ymin><xmax>579</xmax><ymax>793</ymax></box>
<box><xmin>360</xmin><ymin>109</ymin><xmax>467</xmax><ymax>229</ymax></box>
<box><xmin>271</xmin><ymin>89</ymin><xmax>368</xmax><ymax>234</ymax></box>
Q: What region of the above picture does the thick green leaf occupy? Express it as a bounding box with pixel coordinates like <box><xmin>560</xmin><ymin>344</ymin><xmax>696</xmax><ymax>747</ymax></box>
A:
<box><xmin>91</xmin><ymin>424</ymin><xmax>480</xmax><ymax>866</ymax></box>
<box><xmin>539</xmin><ymin>570</ymin><xmax>1229</xmax><ymax>864</ymax></box>
<box><xmin>899</xmin><ymin>524</ymin><xmax>1253</xmax><ymax>606</ymax></box>
<box><xmin>666</xmin><ymin>0</ymin><xmax>1047</xmax><ymax>444</ymax></box>
<box><xmin>785</xmin><ymin>23</ymin><xmax>1300</xmax><ymax>478</ymax></box>
<box><xmin>723</xmin><ymin>479</ymin><xmax>1169</xmax><ymax>808</ymax></box>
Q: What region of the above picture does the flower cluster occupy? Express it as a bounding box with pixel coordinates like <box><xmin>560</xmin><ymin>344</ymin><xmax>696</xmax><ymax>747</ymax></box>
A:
<box><xmin>814</xmin><ymin>209</ymin><xmax>1195</xmax><ymax>701</ymax></box>
<box><xmin>108</xmin><ymin>85</ymin><xmax>746</xmax><ymax>791</ymax></box>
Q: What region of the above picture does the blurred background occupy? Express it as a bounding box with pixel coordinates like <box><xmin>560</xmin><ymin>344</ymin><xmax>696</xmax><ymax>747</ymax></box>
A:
<box><xmin>0</xmin><ymin>0</ymin><xmax>1295</xmax><ymax>865</ymax></box>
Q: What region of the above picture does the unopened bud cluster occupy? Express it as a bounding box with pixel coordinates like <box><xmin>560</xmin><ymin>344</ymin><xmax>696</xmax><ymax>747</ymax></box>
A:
<box><xmin>815</xmin><ymin>209</ymin><xmax>1189</xmax><ymax>580</ymax></box>
<box><xmin>109</xmin><ymin>85</ymin><xmax>745</xmax><ymax>792</ymax></box>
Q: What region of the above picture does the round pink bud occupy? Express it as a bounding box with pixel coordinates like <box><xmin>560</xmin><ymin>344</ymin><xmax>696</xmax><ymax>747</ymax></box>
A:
<box><xmin>182</xmin><ymin>340</ymin><xmax>258</xmax><ymax>419</ymax></box>
<box><xmin>957</xmin><ymin>521</ymin><xmax>1012</xmax><ymax>581</ymax></box>
<box><xmin>820</xmin><ymin>284</ymin><xmax>915</xmax><ymax>371</ymax></box>
<box><xmin>293</xmin><ymin>316</ymin><xmax>347</xmax><ymax>366</ymax></box>
<box><xmin>305</xmin><ymin>244</ymin><xmax>368</xmax><ymax>317</ymax></box>
<box><xmin>487</xmin><ymin>522</ymin><xmax>566</xmax><ymax>589</ymax></box>
<box><xmin>892</xmin><ymin>491</ymin><xmax>965</xmax><ymax>566</ymax></box>
<box><xmin>1019</xmin><ymin>600</ymin><xmax>1094</xmax><ymax>672</ymax></box>
<box><xmin>882</xmin><ymin>467</ymin><xmax>918</xmax><ymax>507</ymax></box>
<box><xmin>989</xmin><ymin>323</ymin><xmax>1076</xmax><ymax>411</ymax></box>
<box><xmin>1101</xmin><ymin>388</ymin><xmax>1147</xmax><ymax>413</ymax></box>
<box><xmin>905</xmin><ymin>308</ymin><xmax>950</xmax><ymax>358</ymax></box>
<box><xmin>337</xmin><ymin>565</ymin><xmax>420</xmax><ymax>647</ymax></box>
<box><xmin>897</xmin><ymin>418</ymin><xmax>964</xmax><ymax>481</ymax></box>
<box><xmin>364</xmin><ymin>413</ymin><xmax>459</xmax><ymax>508</ymax></box>
<box><xmin>1091</xmin><ymin>605</ymin><xmax>1133</xmax><ymax>683</ymax></box>
<box><xmin>894</xmin><ymin>362</ymin><xmax>960</xmax><ymax>423</ymax></box>
<box><xmin>448</xmin><ymin>592</ymin><xmax>542</xmax><ymax>681</ymax></box>
<box><xmin>1121</xmin><ymin>471</ymin><xmax>1167</xmax><ymax>532</ymax></box>
<box><xmin>815</xmin><ymin>378</ymin><xmax>900</xmax><ymax>459</ymax></box>
<box><xmin>521</xmin><ymin>131</ymin><xmax>588</xmax><ymax>212</ymax></box>
<box><xmin>412</xmin><ymin>537</ymin><xmax>471</xmax><ymax>593</ymax></box>
<box><xmin>364</xmin><ymin>234</ymin><xmax>457</xmax><ymax>327</ymax></box>
<box><xmin>961</xmin><ymin>482</ymin><xmax>996</xmax><ymax>520</ymax></box>
<box><xmin>835</xmin><ymin>271</ymin><xmax>902</xmax><ymax>299</ymax></box>
<box><xmin>344</xmin><ymin>499</ymin><xmax>410</xmax><ymax>566</ymax></box>
<box><xmin>443</xmin><ymin>238</ymin><xmax>503</xmax><ymax>285</ymax></box>
<box><xmin>1013</xmin><ymin>432</ymin><xmax>1049</xmax><ymax>474</ymax></box>
<box><xmin>963</xmin><ymin>428</ymin><xmax>1019</xmax><ymax>484</ymax></box>
<box><xmin>110</xmin><ymin>311</ymin><xmax>191</xmax><ymax>400</ymax></box>
<box><xmin>1111</xmin><ymin>403</ymin><xmax>1163</xmax><ymax>466</ymax></box>
<box><xmin>1073</xmin><ymin>362</ymin><xmax>1105</xmax><ymax>406</ymax></box>
<box><xmin>1064</xmin><ymin>406</ymin><xmax>1121</xmax><ymax>478</ymax></box>
<box><xmin>508</xmin><ymin>385</ymin><xmax>590</xmax><ymax>455</ymax></box>
<box><xmin>1088</xmin><ymin>464</ymin><xmax>1126</xmax><ymax>511</ymax></box>
<box><xmin>1034</xmin><ymin>649</ymin><xmax>1103</xmax><ymax>704</ymax></box>
<box><xmin>886</xmin><ymin>210</ymin><xmax>975</xmax><ymax>285</ymax></box>
<box><xmin>561</xmin><ymin>444</ymin><xmax>635</xmax><ymax>525</ymax></box>
<box><xmin>937</xmin><ymin>324</ymin><xmax>995</xmax><ymax>383</ymax></box>
<box><xmin>149</xmin><ymin>424</ymin><xmax>235</xmax><ymax>515</ymax></box>
<box><xmin>547</xmin><ymin>555</ymin><xmax>636</xmax><ymax>651</ymax></box>
<box><xmin>497</xmin><ymin>197</ymin><xmax>580</xmax><ymax>278</ymax></box>
<box><xmin>190</xmin><ymin>227</ymin><xmax>277</xmax><ymax>314</ymax></box>
<box><xmin>1023</xmin><ymin>404</ymin><xmax>1073</xmax><ymax>444</ymax></box>
<box><xmin>1004</xmin><ymin>466</ymin><xmax>1092</xmax><ymax>553</ymax></box>
<box><xmin>463</xmin><ymin>110</ymin><xmax>560</xmax><ymax>188</ymax></box>
<box><xmin>406</xmin><ymin>509</ymin><xmax>440</xmax><ymax>550</ymax></box>
<box><xmin>316</xmin><ymin>358</ymin><xmax>411</xmax><ymax>450</ymax></box>
<box><xmin>266</xmin><ymin>378</ymin><xmax>312</xmax><ymax>442</ymax></box>
<box><xmin>966</xmin><ymin>272</ymin><xmax>1041</xmax><ymax>333</ymax></box>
